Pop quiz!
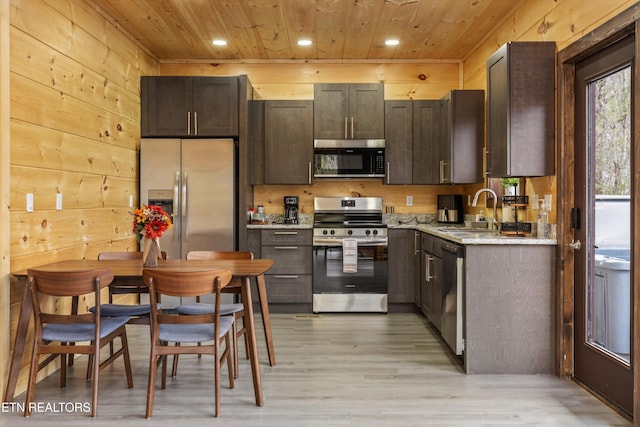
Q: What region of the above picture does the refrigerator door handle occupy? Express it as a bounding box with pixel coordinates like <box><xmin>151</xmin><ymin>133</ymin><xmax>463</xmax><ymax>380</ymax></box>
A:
<box><xmin>173</xmin><ymin>171</ymin><xmax>180</xmax><ymax>242</ymax></box>
<box><xmin>182</xmin><ymin>171</ymin><xmax>188</xmax><ymax>241</ymax></box>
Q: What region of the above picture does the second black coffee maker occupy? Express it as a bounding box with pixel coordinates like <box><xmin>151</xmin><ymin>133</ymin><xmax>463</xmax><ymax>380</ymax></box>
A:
<box><xmin>437</xmin><ymin>194</ymin><xmax>463</xmax><ymax>223</ymax></box>
<box><xmin>284</xmin><ymin>196</ymin><xmax>299</xmax><ymax>224</ymax></box>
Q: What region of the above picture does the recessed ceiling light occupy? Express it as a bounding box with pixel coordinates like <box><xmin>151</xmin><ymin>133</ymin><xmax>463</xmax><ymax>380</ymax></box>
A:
<box><xmin>212</xmin><ymin>39</ymin><xmax>228</xmax><ymax>46</ymax></box>
<box><xmin>385</xmin><ymin>39</ymin><xmax>400</xmax><ymax>46</ymax></box>
<box><xmin>297</xmin><ymin>39</ymin><xmax>312</xmax><ymax>46</ymax></box>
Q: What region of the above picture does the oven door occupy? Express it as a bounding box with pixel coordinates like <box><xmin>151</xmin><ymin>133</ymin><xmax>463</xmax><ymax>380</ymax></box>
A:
<box><xmin>313</xmin><ymin>244</ymin><xmax>388</xmax><ymax>293</ymax></box>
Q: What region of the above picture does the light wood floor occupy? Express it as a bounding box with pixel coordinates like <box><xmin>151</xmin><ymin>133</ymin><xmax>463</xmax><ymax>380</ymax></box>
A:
<box><xmin>1</xmin><ymin>313</ymin><xmax>631</xmax><ymax>426</ymax></box>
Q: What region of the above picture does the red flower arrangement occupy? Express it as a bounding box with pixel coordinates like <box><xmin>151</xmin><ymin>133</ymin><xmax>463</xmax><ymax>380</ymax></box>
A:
<box><xmin>132</xmin><ymin>205</ymin><xmax>172</xmax><ymax>242</ymax></box>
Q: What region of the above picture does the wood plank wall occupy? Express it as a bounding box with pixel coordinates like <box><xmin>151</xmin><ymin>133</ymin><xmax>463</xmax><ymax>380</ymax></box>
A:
<box><xmin>2</xmin><ymin>0</ymin><xmax>158</xmax><ymax>396</ymax></box>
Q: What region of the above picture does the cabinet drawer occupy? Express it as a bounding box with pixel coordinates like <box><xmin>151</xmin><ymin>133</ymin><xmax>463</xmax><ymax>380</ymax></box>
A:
<box><xmin>264</xmin><ymin>274</ymin><xmax>312</xmax><ymax>303</ymax></box>
<box><xmin>261</xmin><ymin>245</ymin><xmax>312</xmax><ymax>275</ymax></box>
<box><xmin>261</xmin><ymin>229</ymin><xmax>312</xmax><ymax>245</ymax></box>
<box><xmin>421</xmin><ymin>233</ymin><xmax>444</xmax><ymax>257</ymax></box>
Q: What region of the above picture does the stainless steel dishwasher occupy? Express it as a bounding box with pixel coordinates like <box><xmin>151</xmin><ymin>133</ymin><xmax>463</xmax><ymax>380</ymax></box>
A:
<box><xmin>441</xmin><ymin>241</ymin><xmax>464</xmax><ymax>356</ymax></box>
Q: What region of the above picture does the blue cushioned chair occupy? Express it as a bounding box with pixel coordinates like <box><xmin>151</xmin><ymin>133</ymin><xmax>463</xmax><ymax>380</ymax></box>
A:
<box><xmin>24</xmin><ymin>268</ymin><xmax>133</xmax><ymax>417</ymax></box>
<box><xmin>143</xmin><ymin>267</ymin><xmax>234</xmax><ymax>418</ymax></box>
<box><xmin>92</xmin><ymin>251</ymin><xmax>167</xmax><ymax>323</ymax></box>
<box><xmin>172</xmin><ymin>250</ymin><xmax>252</xmax><ymax>379</ymax></box>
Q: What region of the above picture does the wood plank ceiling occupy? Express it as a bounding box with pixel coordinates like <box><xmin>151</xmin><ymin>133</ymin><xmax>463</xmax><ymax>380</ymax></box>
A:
<box><xmin>89</xmin><ymin>0</ymin><xmax>521</xmax><ymax>62</ymax></box>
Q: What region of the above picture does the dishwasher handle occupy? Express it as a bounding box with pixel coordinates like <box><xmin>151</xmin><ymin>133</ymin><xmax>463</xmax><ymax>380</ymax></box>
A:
<box><xmin>441</xmin><ymin>243</ymin><xmax>464</xmax><ymax>257</ymax></box>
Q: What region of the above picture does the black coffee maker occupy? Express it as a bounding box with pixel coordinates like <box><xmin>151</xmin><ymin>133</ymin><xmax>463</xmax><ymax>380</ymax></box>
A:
<box><xmin>284</xmin><ymin>196</ymin><xmax>299</xmax><ymax>224</ymax></box>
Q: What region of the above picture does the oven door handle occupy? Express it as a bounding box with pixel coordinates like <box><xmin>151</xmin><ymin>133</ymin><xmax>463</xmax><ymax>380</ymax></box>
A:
<box><xmin>313</xmin><ymin>238</ymin><xmax>388</xmax><ymax>246</ymax></box>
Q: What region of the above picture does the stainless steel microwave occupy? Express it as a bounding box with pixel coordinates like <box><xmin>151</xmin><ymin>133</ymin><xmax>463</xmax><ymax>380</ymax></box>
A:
<box><xmin>313</xmin><ymin>139</ymin><xmax>385</xmax><ymax>178</ymax></box>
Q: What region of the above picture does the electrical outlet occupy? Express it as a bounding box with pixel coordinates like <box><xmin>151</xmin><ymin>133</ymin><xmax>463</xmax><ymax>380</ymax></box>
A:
<box><xmin>406</xmin><ymin>195</ymin><xmax>413</xmax><ymax>206</ymax></box>
<box><xmin>129</xmin><ymin>194</ymin><xmax>134</xmax><ymax>208</ymax></box>
<box><xmin>56</xmin><ymin>193</ymin><xmax>62</xmax><ymax>211</ymax></box>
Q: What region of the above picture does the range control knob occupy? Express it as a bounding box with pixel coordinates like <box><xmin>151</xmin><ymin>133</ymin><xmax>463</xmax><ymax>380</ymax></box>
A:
<box><xmin>330</xmin><ymin>229</ymin><xmax>335</xmax><ymax>235</ymax></box>
<box><xmin>322</xmin><ymin>229</ymin><xmax>328</xmax><ymax>235</ymax></box>
<box><xmin>347</xmin><ymin>229</ymin><xmax>353</xmax><ymax>235</ymax></box>
<box><xmin>373</xmin><ymin>229</ymin><xmax>378</xmax><ymax>235</ymax></box>
<box><xmin>365</xmin><ymin>229</ymin><xmax>371</xmax><ymax>236</ymax></box>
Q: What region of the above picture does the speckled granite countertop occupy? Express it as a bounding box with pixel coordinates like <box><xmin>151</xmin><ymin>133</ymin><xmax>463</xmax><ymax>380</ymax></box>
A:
<box><xmin>245</xmin><ymin>213</ymin><xmax>557</xmax><ymax>245</ymax></box>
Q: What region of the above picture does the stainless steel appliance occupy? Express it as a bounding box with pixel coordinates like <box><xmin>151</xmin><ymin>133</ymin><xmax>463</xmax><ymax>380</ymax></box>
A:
<box><xmin>437</xmin><ymin>194</ymin><xmax>463</xmax><ymax>223</ymax></box>
<box><xmin>441</xmin><ymin>241</ymin><xmax>464</xmax><ymax>356</ymax></box>
<box><xmin>284</xmin><ymin>196</ymin><xmax>299</xmax><ymax>224</ymax></box>
<box><xmin>312</xmin><ymin>197</ymin><xmax>388</xmax><ymax>312</ymax></box>
<box><xmin>313</xmin><ymin>139</ymin><xmax>385</xmax><ymax>178</ymax></box>
<box><xmin>140</xmin><ymin>138</ymin><xmax>236</xmax><ymax>259</ymax></box>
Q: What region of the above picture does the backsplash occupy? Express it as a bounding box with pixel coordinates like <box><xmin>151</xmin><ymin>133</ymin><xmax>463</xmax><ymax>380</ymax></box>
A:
<box><xmin>252</xmin><ymin>181</ymin><xmax>472</xmax><ymax>217</ymax></box>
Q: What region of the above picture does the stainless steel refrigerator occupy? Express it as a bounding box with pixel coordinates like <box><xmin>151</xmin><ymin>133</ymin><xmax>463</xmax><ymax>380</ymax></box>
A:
<box><xmin>140</xmin><ymin>138</ymin><xmax>236</xmax><ymax>260</ymax></box>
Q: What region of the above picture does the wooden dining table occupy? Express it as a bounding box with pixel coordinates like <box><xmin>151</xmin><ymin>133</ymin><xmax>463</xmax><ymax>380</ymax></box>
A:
<box><xmin>4</xmin><ymin>257</ymin><xmax>274</xmax><ymax>407</ymax></box>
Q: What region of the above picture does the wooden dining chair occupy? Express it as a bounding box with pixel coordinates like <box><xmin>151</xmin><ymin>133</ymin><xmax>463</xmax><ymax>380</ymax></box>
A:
<box><xmin>93</xmin><ymin>251</ymin><xmax>167</xmax><ymax>324</ymax></box>
<box><xmin>172</xmin><ymin>250</ymin><xmax>252</xmax><ymax>378</ymax></box>
<box><xmin>85</xmin><ymin>251</ymin><xmax>167</xmax><ymax>369</ymax></box>
<box><xmin>143</xmin><ymin>267</ymin><xmax>234</xmax><ymax>418</ymax></box>
<box><xmin>24</xmin><ymin>268</ymin><xmax>133</xmax><ymax>417</ymax></box>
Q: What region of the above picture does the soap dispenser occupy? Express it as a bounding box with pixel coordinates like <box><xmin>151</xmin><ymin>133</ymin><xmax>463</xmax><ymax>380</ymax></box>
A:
<box><xmin>537</xmin><ymin>201</ymin><xmax>548</xmax><ymax>238</ymax></box>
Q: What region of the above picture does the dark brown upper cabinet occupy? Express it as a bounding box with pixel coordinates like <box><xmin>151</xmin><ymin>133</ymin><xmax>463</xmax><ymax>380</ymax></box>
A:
<box><xmin>314</xmin><ymin>83</ymin><xmax>384</xmax><ymax>140</ymax></box>
<box><xmin>384</xmin><ymin>100</ymin><xmax>413</xmax><ymax>184</ymax></box>
<box><xmin>486</xmin><ymin>41</ymin><xmax>556</xmax><ymax>177</ymax></box>
<box><xmin>384</xmin><ymin>100</ymin><xmax>440</xmax><ymax>185</ymax></box>
<box><xmin>412</xmin><ymin>100</ymin><xmax>441</xmax><ymax>184</ymax></box>
<box><xmin>439</xmin><ymin>90</ymin><xmax>485</xmax><ymax>184</ymax></box>
<box><xmin>141</xmin><ymin>76</ymin><xmax>239</xmax><ymax>137</ymax></box>
<box><xmin>263</xmin><ymin>100</ymin><xmax>314</xmax><ymax>185</ymax></box>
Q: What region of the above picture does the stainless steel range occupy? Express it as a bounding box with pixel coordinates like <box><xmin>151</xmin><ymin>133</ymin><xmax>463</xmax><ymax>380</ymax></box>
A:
<box><xmin>312</xmin><ymin>197</ymin><xmax>388</xmax><ymax>313</ymax></box>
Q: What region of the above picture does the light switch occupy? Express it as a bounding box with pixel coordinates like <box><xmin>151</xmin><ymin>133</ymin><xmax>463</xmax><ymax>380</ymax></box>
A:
<box><xmin>129</xmin><ymin>194</ymin><xmax>134</xmax><ymax>208</ymax></box>
<box><xmin>56</xmin><ymin>193</ymin><xmax>62</xmax><ymax>211</ymax></box>
<box><xmin>406</xmin><ymin>195</ymin><xmax>413</xmax><ymax>206</ymax></box>
<box><xmin>26</xmin><ymin>193</ymin><xmax>34</xmax><ymax>213</ymax></box>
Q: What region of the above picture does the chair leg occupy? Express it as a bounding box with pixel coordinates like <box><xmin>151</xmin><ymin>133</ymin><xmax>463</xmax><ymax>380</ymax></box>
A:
<box><xmin>60</xmin><ymin>352</ymin><xmax>67</xmax><ymax>388</ymax></box>
<box><xmin>225</xmin><ymin>334</ymin><xmax>234</xmax><ymax>389</ymax></box>
<box><xmin>171</xmin><ymin>343</ymin><xmax>180</xmax><ymax>377</ymax></box>
<box><xmin>146</xmin><ymin>352</ymin><xmax>159</xmax><ymax>418</ymax></box>
<box><xmin>23</xmin><ymin>344</ymin><xmax>40</xmax><ymax>417</ymax></box>
<box><xmin>91</xmin><ymin>346</ymin><xmax>100</xmax><ymax>417</ymax></box>
<box><xmin>232</xmin><ymin>320</ymin><xmax>239</xmax><ymax>379</ymax></box>
<box><xmin>215</xmin><ymin>340</ymin><xmax>221</xmax><ymax>417</ymax></box>
<box><xmin>120</xmin><ymin>330</ymin><xmax>134</xmax><ymax>389</ymax></box>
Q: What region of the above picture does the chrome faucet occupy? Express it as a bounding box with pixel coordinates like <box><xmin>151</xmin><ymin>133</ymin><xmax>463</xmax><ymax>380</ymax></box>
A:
<box><xmin>472</xmin><ymin>188</ymin><xmax>499</xmax><ymax>229</ymax></box>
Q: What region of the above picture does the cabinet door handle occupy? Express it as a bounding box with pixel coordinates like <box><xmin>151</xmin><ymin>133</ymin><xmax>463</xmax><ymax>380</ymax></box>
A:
<box><xmin>414</xmin><ymin>232</ymin><xmax>420</xmax><ymax>254</ymax></box>
<box><xmin>308</xmin><ymin>162</ymin><xmax>312</xmax><ymax>185</ymax></box>
<box><xmin>439</xmin><ymin>160</ymin><xmax>447</xmax><ymax>183</ymax></box>
<box><xmin>484</xmin><ymin>149</ymin><xmax>490</xmax><ymax>177</ymax></box>
<box><xmin>344</xmin><ymin>117</ymin><xmax>348</xmax><ymax>139</ymax></box>
<box><xmin>425</xmin><ymin>254</ymin><xmax>434</xmax><ymax>282</ymax></box>
<box><xmin>386</xmin><ymin>162</ymin><xmax>390</xmax><ymax>184</ymax></box>
<box><xmin>273</xmin><ymin>231</ymin><xmax>298</xmax><ymax>235</ymax></box>
<box><xmin>273</xmin><ymin>275</ymin><xmax>299</xmax><ymax>279</ymax></box>
<box><xmin>274</xmin><ymin>246</ymin><xmax>298</xmax><ymax>250</ymax></box>
<box><xmin>350</xmin><ymin>117</ymin><xmax>354</xmax><ymax>138</ymax></box>
<box><xmin>187</xmin><ymin>112</ymin><xmax>191</xmax><ymax>136</ymax></box>
<box><xmin>194</xmin><ymin>111</ymin><xmax>198</xmax><ymax>136</ymax></box>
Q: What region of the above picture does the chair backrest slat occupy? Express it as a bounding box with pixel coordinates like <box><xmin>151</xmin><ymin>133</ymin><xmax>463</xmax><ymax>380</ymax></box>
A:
<box><xmin>142</xmin><ymin>269</ymin><xmax>232</xmax><ymax>298</ymax></box>
<box><xmin>27</xmin><ymin>268</ymin><xmax>114</xmax><ymax>297</ymax></box>
<box><xmin>186</xmin><ymin>250</ymin><xmax>253</xmax><ymax>260</ymax></box>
